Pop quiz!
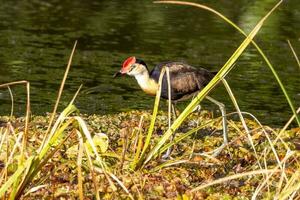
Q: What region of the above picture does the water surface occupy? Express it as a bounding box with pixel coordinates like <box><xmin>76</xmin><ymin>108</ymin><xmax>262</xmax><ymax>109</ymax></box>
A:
<box><xmin>0</xmin><ymin>0</ymin><xmax>299</xmax><ymax>126</ymax></box>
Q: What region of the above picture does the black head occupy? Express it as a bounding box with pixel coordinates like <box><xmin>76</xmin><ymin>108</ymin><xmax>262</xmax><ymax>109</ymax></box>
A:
<box><xmin>136</xmin><ymin>58</ymin><xmax>148</xmax><ymax>71</ymax></box>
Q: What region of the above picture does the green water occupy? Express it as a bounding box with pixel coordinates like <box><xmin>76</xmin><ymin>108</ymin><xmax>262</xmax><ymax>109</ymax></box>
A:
<box><xmin>0</xmin><ymin>0</ymin><xmax>299</xmax><ymax>126</ymax></box>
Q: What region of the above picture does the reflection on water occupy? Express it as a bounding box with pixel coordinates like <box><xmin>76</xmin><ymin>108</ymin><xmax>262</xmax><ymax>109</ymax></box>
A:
<box><xmin>0</xmin><ymin>0</ymin><xmax>299</xmax><ymax>126</ymax></box>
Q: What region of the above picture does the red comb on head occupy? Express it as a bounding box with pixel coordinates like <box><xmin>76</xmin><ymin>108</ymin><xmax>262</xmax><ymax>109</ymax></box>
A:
<box><xmin>121</xmin><ymin>56</ymin><xmax>136</xmax><ymax>73</ymax></box>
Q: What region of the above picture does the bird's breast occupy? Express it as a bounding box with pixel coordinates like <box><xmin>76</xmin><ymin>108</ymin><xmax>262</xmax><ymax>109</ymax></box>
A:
<box><xmin>142</xmin><ymin>87</ymin><xmax>157</xmax><ymax>96</ymax></box>
<box><xmin>141</xmin><ymin>79</ymin><xmax>159</xmax><ymax>96</ymax></box>
<box><xmin>135</xmin><ymin>75</ymin><xmax>159</xmax><ymax>96</ymax></box>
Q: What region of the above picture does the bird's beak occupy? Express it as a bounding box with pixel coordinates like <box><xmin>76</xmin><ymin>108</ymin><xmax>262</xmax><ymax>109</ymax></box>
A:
<box><xmin>113</xmin><ymin>71</ymin><xmax>122</xmax><ymax>78</ymax></box>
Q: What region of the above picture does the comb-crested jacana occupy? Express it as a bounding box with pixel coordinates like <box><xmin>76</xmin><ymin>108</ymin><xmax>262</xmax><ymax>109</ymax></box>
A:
<box><xmin>114</xmin><ymin>56</ymin><xmax>228</xmax><ymax>158</ymax></box>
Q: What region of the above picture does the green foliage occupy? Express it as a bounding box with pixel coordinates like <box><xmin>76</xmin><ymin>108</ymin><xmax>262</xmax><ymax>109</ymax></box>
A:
<box><xmin>155</xmin><ymin>0</ymin><xmax>299</xmax><ymax>126</ymax></box>
<box><xmin>139</xmin><ymin>0</ymin><xmax>282</xmax><ymax>167</ymax></box>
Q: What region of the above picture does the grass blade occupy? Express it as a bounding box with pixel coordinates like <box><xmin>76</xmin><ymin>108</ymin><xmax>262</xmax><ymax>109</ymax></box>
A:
<box><xmin>7</xmin><ymin>86</ymin><xmax>14</xmax><ymax>117</ymax></box>
<box><xmin>287</xmin><ymin>40</ymin><xmax>300</xmax><ymax>69</ymax></box>
<box><xmin>154</xmin><ymin>0</ymin><xmax>299</xmax><ymax>126</ymax></box>
<box><xmin>84</xmin><ymin>145</ymin><xmax>101</xmax><ymax>200</ymax></box>
<box><xmin>143</xmin><ymin>1</ymin><xmax>281</xmax><ymax>166</ymax></box>
<box><xmin>77</xmin><ymin>130</ymin><xmax>84</xmax><ymax>200</ymax></box>
<box><xmin>39</xmin><ymin>41</ymin><xmax>78</xmax><ymax>152</ymax></box>
<box><xmin>0</xmin><ymin>81</ymin><xmax>31</xmax><ymax>163</ymax></box>
<box><xmin>159</xmin><ymin>119</ymin><xmax>215</xmax><ymax>155</ymax></box>
<box><xmin>190</xmin><ymin>169</ymin><xmax>279</xmax><ymax>193</ymax></box>
<box><xmin>0</xmin><ymin>157</ymin><xmax>34</xmax><ymax>198</ymax></box>
<box><xmin>134</xmin><ymin>67</ymin><xmax>166</xmax><ymax>169</ymax></box>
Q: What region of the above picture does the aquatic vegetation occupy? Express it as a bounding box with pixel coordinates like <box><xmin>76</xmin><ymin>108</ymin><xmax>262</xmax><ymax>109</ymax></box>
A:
<box><xmin>0</xmin><ymin>109</ymin><xmax>299</xmax><ymax>199</ymax></box>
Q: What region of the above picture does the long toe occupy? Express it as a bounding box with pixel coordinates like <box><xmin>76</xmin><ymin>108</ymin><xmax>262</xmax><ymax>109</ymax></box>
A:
<box><xmin>193</xmin><ymin>143</ymin><xmax>227</xmax><ymax>158</ymax></box>
<box><xmin>211</xmin><ymin>143</ymin><xmax>227</xmax><ymax>157</ymax></box>
<box><xmin>161</xmin><ymin>148</ymin><xmax>172</xmax><ymax>160</ymax></box>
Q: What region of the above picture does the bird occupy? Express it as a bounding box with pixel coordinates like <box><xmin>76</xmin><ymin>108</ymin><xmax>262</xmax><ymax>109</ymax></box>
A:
<box><xmin>114</xmin><ymin>56</ymin><xmax>227</xmax><ymax>158</ymax></box>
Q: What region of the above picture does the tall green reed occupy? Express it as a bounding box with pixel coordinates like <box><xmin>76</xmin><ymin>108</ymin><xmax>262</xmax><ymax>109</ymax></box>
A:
<box><xmin>154</xmin><ymin>0</ymin><xmax>299</xmax><ymax>127</ymax></box>
<box><xmin>133</xmin><ymin>0</ymin><xmax>283</xmax><ymax>169</ymax></box>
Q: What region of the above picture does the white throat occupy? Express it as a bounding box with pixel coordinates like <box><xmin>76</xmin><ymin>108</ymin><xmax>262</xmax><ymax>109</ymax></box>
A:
<box><xmin>133</xmin><ymin>71</ymin><xmax>158</xmax><ymax>95</ymax></box>
<box><xmin>134</xmin><ymin>72</ymin><xmax>150</xmax><ymax>89</ymax></box>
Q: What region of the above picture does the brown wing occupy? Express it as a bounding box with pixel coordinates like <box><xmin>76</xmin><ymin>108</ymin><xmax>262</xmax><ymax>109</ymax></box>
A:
<box><xmin>170</xmin><ymin>71</ymin><xmax>199</xmax><ymax>93</ymax></box>
<box><xmin>168</xmin><ymin>62</ymin><xmax>214</xmax><ymax>93</ymax></box>
<box><xmin>150</xmin><ymin>62</ymin><xmax>196</xmax><ymax>82</ymax></box>
<box><xmin>167</xmin><ymin>63</ymin><xmax>195</xmax><ymax>72</ymax></box>
<box><xmin>150</xmin><ymin>61</ymin><xmax>215</xmax><ymax>100</ymax></box>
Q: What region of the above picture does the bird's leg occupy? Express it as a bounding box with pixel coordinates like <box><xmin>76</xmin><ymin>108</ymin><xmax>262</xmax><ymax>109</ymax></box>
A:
<box><xmin>171</xmin><ymin>102</ymin><xmax>177</xmax><ymax>121</ymax></box>
<box><xmin>192</xmin><ymin>76</ymin><xmax>228</xmax><ymax>156</ymax></box>
<box><xmin>162</xmin><ymin>103</ymin><xmax>177</xmax><ymax>159</ymax></box>
<box><xmin>193</xmin><ymin>104</ymin><xmax>202</xmax><ymax>113</ymax></box>
<box><xmin>204</xmin><ymin>96</ymin><xmax>228</xmax><ymax>157</ymax></box>
<box><xmin>191</xmin><ymin>94</ymin><xmax>202</xmax><ymax>113</ymax></box>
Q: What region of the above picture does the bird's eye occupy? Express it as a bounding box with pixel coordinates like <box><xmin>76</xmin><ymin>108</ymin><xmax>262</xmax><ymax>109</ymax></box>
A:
<box><xmin>129</xmin><ymin>64</ymin><xmax>136</xmax><ymax>72</ymax></box>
